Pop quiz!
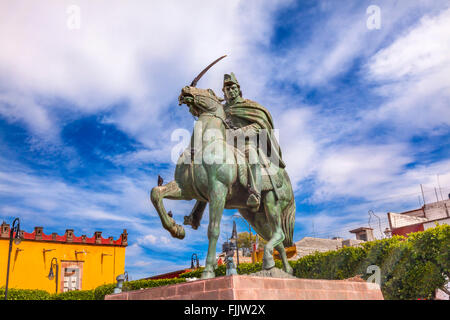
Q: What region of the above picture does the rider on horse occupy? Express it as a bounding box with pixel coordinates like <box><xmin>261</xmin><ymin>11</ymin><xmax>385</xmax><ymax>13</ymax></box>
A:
<box><xmin>223</xmin><ymin>72</ymin><xmax>286</xmax><ymax>211</ymax></box>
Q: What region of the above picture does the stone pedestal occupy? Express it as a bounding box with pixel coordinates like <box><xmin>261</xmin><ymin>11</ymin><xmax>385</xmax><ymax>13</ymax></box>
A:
<box><xmin>105</xmin><ymin>275</ymin><xmax>384</xmax><ymax>300</ymax></box>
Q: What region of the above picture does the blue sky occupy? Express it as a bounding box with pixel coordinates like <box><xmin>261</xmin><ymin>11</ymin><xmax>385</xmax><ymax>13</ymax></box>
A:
<box><xmin>1</xmin><ymin>0</ymin><xmax>449</xmax><ymax>279</ymax></box>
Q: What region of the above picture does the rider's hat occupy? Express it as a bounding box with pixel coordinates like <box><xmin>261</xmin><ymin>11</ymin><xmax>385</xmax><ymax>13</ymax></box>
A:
<box><xmin>223</xmin><ymin>72</ymin><xmax>242</xmax><ymax>97</ymax></box>
<box><xmin>223</xmin><ymin>72</ymin><xmax>240</xmax><ymax>88</ymax></box>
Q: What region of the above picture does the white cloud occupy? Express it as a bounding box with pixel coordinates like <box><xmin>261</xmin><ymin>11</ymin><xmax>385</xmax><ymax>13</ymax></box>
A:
<box><xmin>0</xmin><ymin>0</ymin><xmax>292</xmax><ymax>144</ymax></box>
<box><xmin>278</xmin><ymin>107</ymin><xmax>318</xmax><ymax>189</ymax></box>
<box><xmin>0</xmin><ymin>93</ymin><xmax>55</xmax><ymax>138</ymax></box>
<box><xmin>139</xmin><ymin>234</ymin><xmax>171</xmax><ymax>246</ymax></box>
<box><xmin>0</xmin><ymin>159</ymin><xmax>148</xmax><ymax>227</ymax></box>
<box><xmin>368</xmin><ymin>9</ymin><xmax>450</xmax><ymax>81</ymax></box>
<box><xmin>274</xmin><ymin>1</ymin><xmax>450</xmax><ymax>88</ymax></box>
<box><xmin>312</xmin><ymin>144</ymin><xmax>412</xmax><ymax>201</ymax></box>
<box><xmin>365</xmin><ymin>8</ymin><xmax>450</xmax><ymax>130</ymax></box>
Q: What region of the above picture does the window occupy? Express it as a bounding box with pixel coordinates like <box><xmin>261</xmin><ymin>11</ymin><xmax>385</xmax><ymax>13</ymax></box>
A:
<box><xmin>63</xmin><ymin>267</ymin><xmax>80</xmax><ymax>292</ymax></box>
<box><xmin>357</xmin><ymin>232</ymin><xmax>368</xmax><ymax>241</ymax></box>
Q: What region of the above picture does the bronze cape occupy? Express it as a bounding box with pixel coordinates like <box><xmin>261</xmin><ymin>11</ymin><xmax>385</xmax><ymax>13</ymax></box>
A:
<box><xmin>225</xmin><ymin>99</ymin><xmax>286</xmax><ymax>169</ymax></box>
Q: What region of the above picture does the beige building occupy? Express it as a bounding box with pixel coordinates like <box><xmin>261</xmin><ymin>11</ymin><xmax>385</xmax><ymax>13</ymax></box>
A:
<box><xmin>387</xmin><ymin>198</ymin><xmax>450</xmax><ymax>236</ymax></box>
<box><xmin>293</xmin><ymin>236</ymin><xmax>364</xmax><ymax>259</ymax></box>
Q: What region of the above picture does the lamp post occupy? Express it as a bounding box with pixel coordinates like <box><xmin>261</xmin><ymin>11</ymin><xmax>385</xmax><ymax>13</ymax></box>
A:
<box><xmin>232</xmin><ymin>214</ymin><xmax>255</xmax><ymax>263</ymax></box>
<box><xmin>47</xmin><ymin>257</ymin><xmax>59</xmax><ymax>294</ymax></box>
<box><xmin>230</xmin><ymin>221</ymin><xmax>239</xmax><ymax>267</ymax></box>
<box><xmin>191</xmin><ymin>253</ymin><xmax>200</xmax><ymax>269</ymax></box>
<box><xmin>4</xmin><ymin>217</ymin><xmax>22</xmax><ymax>300</ymax></box>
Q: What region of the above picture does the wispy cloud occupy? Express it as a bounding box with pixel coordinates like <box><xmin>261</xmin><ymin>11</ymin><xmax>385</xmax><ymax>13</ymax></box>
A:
<box><xmin>364</xmin><ymin>8</ymin><xmax>450</xmax><ymax>131</ymax></box>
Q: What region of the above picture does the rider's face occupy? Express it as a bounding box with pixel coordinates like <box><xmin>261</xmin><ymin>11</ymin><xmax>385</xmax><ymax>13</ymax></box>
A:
<box><xmin>224</xmin><ymin>84</ymin><xmax>240</xmax><ymax>101</ymax></box>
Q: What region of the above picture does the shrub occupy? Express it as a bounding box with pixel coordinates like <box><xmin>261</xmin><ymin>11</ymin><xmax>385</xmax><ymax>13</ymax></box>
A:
<box><xmin>92</xmin><ymin>278</ymin><xmax>186</xmax><ymax>300</ymax></box>
<box><xmin>0</xmin><ymin>288</ymin><xmax>52</xmax><ymax>300</ymax></box>
<box><xmin>93</xmin><ymin>283</ymin><xmax>116</xmax><ymax>300</ymax></box>
<box><xmin>3</xmin><ymin>225</ymin><xmax>447</xmax><ymax>300</ymax></box>
<box><xmin>295</xmin><ymin>245</ymin><xmax>367</xmax><ymax>280</ymax></box>
<box><xmin>294</xmin><ymin>224</ymin><xmax>450</xmax><ymax>300</ymax></box>
<box><xmin>179</xmin><ymin>259</ymin><xmax>297</xmax><ymax>278</ymax></box>
<box><xmin>52</xmin><ymin>289</ymin><xmax>95</xmax><ymax>300</ymax></box>
<box><xmin>123</xmin><ymin>278</ymin><xmax>186</xmax><ymax>291</ymax></box>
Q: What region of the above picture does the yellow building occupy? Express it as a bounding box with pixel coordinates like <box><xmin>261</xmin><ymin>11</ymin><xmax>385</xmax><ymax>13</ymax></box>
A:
<box><xmin>0</xmin><ymin>222</ymin><xmax>127</xmax><ymax>293</ymax></box>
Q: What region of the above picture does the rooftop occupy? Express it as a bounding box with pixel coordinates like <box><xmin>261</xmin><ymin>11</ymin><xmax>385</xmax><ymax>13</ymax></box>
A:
<box><xmin>0</xmin><ymin>222</ymin><xmax>128</xmax><ymax>246</ymax></box>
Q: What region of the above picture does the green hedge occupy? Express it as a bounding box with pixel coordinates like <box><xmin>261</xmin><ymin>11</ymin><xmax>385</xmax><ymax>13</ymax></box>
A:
<box><xmin>91</xmin><ymin>278</ymin><xmax>187</xmax><ymax>300</ymax></box>
<box><xmin>179</xmin><ymin>260</ymin><xmax>297</xmax><ymax>278</ymax></box>
<box><xmin>0</xmin><ymin>288</ymin><xmax>52</xmax><ymax>300</ymax></box>
<box><xmin>181</xmin><ymin>225</ymin><xmax>449</xmax><ymax>300</ymax></box>
<box><xmin>3</xmin><ymin>225</ymin><xmax>448</xmax><ymax>300</ymax></box>
<box><xmin>294</xmin><ymin>224</ymin><xmax>450</xmax><ymax>300</ymax></box>
<box><xmin>52</xmin><ymin>289</ymin><xmax>95</xmax><ymax>300</ymax></box>
<box><xmin>123</xmin><ymin>278</ymin><xmax>186</xmax><ymax>291</ymax></box>
<box><xmin>2</xmin><ymin>278</ymin><xmax>187</xmax><ymax>300</ymax></box>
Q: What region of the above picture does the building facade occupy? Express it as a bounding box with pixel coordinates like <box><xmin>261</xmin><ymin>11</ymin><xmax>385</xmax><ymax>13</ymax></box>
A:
<box><xmin>387</xmin><ymin>198</ymin><xmax>450</xmax><ymax>237</ymax></box>
<box><xmin>0</xmin><ymin>223</ymin><xmax>127</xmax><ymax>293</ymax></box>
<box><xmin>293</xmin><ymin>236</ymin><xmax>364</xmax><ymax>259</ymax></box>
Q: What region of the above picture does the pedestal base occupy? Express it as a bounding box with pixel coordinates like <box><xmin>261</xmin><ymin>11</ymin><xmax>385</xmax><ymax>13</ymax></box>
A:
<box><xmin>105</xmin><ymin>275</ymin><xmax>384</xmax><ymax>300</ymax></box>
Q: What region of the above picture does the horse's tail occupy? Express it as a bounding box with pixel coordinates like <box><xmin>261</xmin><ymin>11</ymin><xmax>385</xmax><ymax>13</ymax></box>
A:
<box><xmin>281</xmin><ymin>171</ymin><xmax>296</xmax><ymax>247</ymax></box>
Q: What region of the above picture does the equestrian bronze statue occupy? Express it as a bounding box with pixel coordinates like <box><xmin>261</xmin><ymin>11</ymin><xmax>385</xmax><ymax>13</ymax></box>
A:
<box><xmin>150</xmin><ymin>57</ymin><xmax>296</xmax><ymax>279</ymax></box>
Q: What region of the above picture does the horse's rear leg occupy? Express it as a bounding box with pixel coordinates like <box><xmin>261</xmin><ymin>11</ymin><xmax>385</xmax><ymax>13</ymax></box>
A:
<box><xmin>262</xmin><ymin>191</ymin><xmax>286</xmax><ymax>271</ymax></box>
<box><xmin>150</xmin><ymin>180</ymin><xmax>187</xmax><ymax>239</ymax></box>
<box><xmin>201</xmin><ymin>181</ymin><xmax>227</xmax><ymax>279</ymax></box>
<box><xmin>275</xmin><ymin>243</ymin><xmax>293</xmax><ymax>274</ymax></box>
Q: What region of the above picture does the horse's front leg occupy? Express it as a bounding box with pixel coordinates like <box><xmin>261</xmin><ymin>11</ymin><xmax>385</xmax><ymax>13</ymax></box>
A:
<box><xmin>201</xmin><ymin>181</ymin><xmax>227</xmax><ymax>279</ymax></box>
<box><xmin>262</xmin><ymin>190</ymin><xmax>285</xmax><ymax>270</ymax></box>
<box><xmin>150</xmin><ymin>180</ymin><xmax>187</xmax><ymax>239</ymax></box>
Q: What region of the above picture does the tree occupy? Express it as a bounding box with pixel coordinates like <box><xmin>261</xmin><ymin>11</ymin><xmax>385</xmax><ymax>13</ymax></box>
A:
<box><xmin>237</xmin><ymin>232</ymin><xmax>267</xmax><ymax>256</ymax></box>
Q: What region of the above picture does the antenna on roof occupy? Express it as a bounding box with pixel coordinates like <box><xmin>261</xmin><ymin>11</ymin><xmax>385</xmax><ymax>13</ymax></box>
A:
<box><xmin>437</xmin><ymin>174</ymin><xmax>444</xmax><ymax>201</ymax></box>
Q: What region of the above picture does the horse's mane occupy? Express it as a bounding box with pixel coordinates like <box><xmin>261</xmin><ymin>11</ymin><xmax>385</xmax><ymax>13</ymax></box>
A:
<box><xmin>196</xmin><ymin>89</ymin><xmax>224</xmax><ymax>113</ymax></box>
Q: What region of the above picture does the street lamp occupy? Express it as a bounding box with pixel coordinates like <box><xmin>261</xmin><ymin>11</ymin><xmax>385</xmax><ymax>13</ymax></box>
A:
<box><xmin>191</xmin><ymin>253</ymin><xmax>200</xmax><ymax>269</ymax></box>
<box><xmin>230</xmin><ymin>220</ymin><xmax>239</xmax><ymax>267</ymax></box>
<box><xmin>4</xmin><ymin>217</ymin><xmax>22</xmax><ymax>300</ymax></box>
<box><xmin>48</xmin><ymin>257</ymin><xmax>59</xmax><ymax>294</ymax></box>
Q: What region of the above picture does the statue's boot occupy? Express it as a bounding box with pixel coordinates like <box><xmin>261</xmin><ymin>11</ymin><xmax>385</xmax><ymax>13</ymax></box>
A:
<box><xmin>247</xmin><ymin>163</ymin><xmax>261</xmax><ymax>212</ymax></box>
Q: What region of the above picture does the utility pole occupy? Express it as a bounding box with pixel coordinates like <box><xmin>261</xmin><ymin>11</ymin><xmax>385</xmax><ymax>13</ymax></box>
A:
<box><xmin>420</xmin><ymin>184</ymin><xmax>426</xmax><ymax>206</ymax></box>
<box><xmin>437</xmin><ymin>175</ymin><xmax>444</xmax><ymax>201</ymax></box>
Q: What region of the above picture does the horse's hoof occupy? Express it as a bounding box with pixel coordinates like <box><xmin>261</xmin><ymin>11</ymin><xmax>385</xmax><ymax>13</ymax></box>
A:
<box><xmin>200</xmin><ymin>271</ymin><xmax>215</xmax><ymax>279</ymax></box>
<box><xmin>183</xmin><ymin>215</ymin><xmax>192</xmax><ymax>226</ymax></box>
<box><xmin>262</xmin><ymin>258</ymin><xmax>276</xmax><ymax>270</ymax></box>
<box><xmin>183</xmin><ymin>215</ymin><xmax>199</xmax><ymax>230</ymax></box>
<box><xmin>284</xmin><ymin>265</ymin><xmax>294</xmax><ymax>275</ymax></box>
<box><xmin>169</xmin><ymin>224</ymin><xmax>185</xmax><ymax>239</ymax></box>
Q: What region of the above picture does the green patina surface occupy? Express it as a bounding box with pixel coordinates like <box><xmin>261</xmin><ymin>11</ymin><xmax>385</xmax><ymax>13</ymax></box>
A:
<box><xmin>150</xmin><ymin>64</ymin><xmax>296</xmax><ymax>279</ymax></box>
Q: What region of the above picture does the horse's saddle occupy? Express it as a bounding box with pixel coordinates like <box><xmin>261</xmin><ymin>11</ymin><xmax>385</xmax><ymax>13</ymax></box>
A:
<box><xmin>181</xmin><ymin>145</ymin><xmax>284</xmax><ymax>193</ymax></box>
<box><xmin>234</xmin><ymin>147</ymin><xmax>284</xmax><ymax>192</ymax></box>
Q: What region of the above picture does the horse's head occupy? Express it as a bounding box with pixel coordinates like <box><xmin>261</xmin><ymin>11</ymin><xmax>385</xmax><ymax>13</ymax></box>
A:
<box><xmin>178</xmin><ymin>86</ymin><xmax>224</xmax><ymax>117</ymax></box>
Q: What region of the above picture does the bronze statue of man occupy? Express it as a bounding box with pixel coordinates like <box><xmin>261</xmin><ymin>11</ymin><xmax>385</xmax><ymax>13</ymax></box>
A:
<box><xmin>223</xmin><ymin>72</ymin><xmax>286</xmax><ymax>211</ymax></box>
<box><xmin>153</xmin><ymin>64</ymin><xmax>296</xmax><ymax>277</ymax></box>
